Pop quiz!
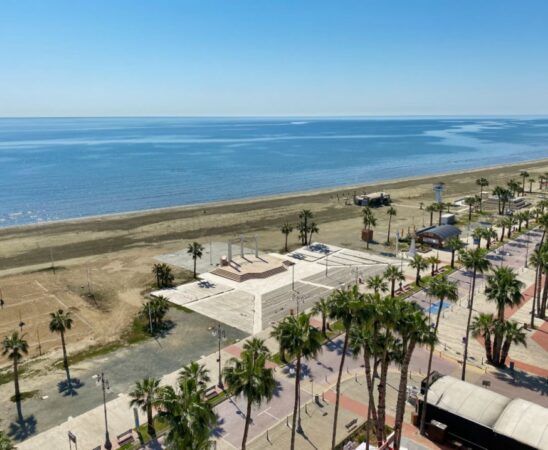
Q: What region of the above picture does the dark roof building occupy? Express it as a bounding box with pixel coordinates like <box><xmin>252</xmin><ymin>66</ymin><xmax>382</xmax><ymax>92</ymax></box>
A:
<box><xmin>416</xmin><ymin>225</ymin><xmax>461</xmax><ymax>248</ymax></box>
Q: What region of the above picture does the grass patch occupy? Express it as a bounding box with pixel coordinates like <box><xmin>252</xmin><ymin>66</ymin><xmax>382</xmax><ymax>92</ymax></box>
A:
<box><xmin>10</xmin><ymin>390</ymin><xmax>39</xmax><ymax>402</ymax></box>
<box><xmin>208</xmin><ymin>390</ymin><xmax>228</xmax><ymax>407</ymax></box>
<box><xmin>0</xmin><ymin>368</ymin><xmax>26</xmax><ymax>386</ymax></box>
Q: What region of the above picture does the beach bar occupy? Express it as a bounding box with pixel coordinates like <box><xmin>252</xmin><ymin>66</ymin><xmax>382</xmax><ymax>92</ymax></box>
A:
<box><xmin>353</xmin><ymin>192</ymin><xmax>391</xmax><ymax>207</ymax></box>
<box><xmin>416</xmin><ymin>225</ymin><xmax>461</xmax><ymax>248</ymax></box>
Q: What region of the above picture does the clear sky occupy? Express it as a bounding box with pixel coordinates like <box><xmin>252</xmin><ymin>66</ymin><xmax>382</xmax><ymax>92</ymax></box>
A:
<box><xmin>1</xmin><ymin>0</ymin><xmax>548</xmax><ymax>117</ymax></box>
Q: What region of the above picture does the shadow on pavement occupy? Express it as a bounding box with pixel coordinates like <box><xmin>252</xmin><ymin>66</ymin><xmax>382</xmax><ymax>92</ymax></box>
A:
<box><xmin>57</xmin><ymin>377</ymin><xmax>85</xmax><ymax>396</ymax></box>
<box><xmin>8</xmin><ymin>401</ymin><xmax>37</xmax><ymax>441</ymax></box>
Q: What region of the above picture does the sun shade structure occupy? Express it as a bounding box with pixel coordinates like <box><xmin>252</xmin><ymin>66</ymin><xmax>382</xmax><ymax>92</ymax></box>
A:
<box><xmin>421</xmin><ymin>375</ymin><xmax>548</xmax><ymax>450</ymax></box>
<box><xmin>416</xmin><ymin>225</ymin><xmax>461</xmax><ymax>248</ymax></box>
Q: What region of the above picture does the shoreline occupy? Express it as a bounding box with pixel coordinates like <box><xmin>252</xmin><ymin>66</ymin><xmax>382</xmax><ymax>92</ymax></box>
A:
<box><xmin>2</xmin><ymin>157</ymin><xmax>548</xmax><ymax>234</ymax></box>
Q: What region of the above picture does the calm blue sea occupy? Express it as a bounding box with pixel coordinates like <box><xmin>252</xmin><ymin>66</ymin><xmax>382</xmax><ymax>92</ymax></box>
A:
<box><xmin>0</xmin><ymin>117</ymin><xmax>547</xmax><ymax>227</ymax></box>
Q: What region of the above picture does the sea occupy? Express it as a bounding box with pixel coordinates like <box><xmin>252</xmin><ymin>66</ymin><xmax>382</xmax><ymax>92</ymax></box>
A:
<box><xmin>0</xmin><ymin>117</ymin><xmax>547</xmax><ymax>228</ymax></box>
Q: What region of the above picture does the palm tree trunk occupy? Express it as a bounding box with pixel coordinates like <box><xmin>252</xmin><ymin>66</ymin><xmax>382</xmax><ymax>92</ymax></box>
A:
<box><xmin>147</xmin><ymin>404</ymin><xmax>155</xmax><ymax>436</ymax></box>
<box><xmin>363</xmin><ymin>352</ymin><xmax>377</xmax><ymax>424</ymax></box>
<box><xmin>484</xmin><ymin>333</ymin><xmax>493</xmax><ymax>363</ymax></box>
<box><xmin>322</xmin><ymin>315</ymin><xmax>327</xmax><ymax>336</ymax></box>
<box><xmin>290</xmin><ymin>356</ymin><xmax>301</xmax><ymax>450</ymax></box>
<box><xmin>391</xmin><ymin>279</ymin><xmax>395</xmax><ymax>298</ymax></box>
<box><xmin>387</xmin><ymin>217</ymin><xmax>392</xmax><ymax>244</ymax></box>
<box><xmin>394</xmin><ymin>340</ymin><xmax>416</xmax><ymax>448</ymax></box>
<box><xmin>61</xmin><ymin>331</ymin><xmax>72</xmax><ymax>387</ymax></box>
<box><xmin>376</xmin><ymin>356</ymin><xmax>389</xmax><ymax>443</ymax></box>
<box><xmin>416</xmin><ymin>268</ymin><xmax>420</xmax><ymax>286</ymax></box>
<box><xmin>13</xmin><ymin>359</ymin><xmax>20</xmax><ymax>401</ymax></box>
<box><xmin>241</xmin><ymin>397</ymin><xmax>253</xmax><ymax>450</ymax></box>
<box><xmin>285</xmin><ymin>234</ymin><xmax>289</xmax><ymax>252</ymax></box>
<box><xmin>461</xmin><ymin>271</ymin><xmax>477</xmax><ymax>381</ymax></box>
<box><xmin>540</xmin><ymin>275</ymin><xmax>548</xmax><ymax>319</ymax></box>
<box><xmin>420</xmin><ymin>299</ymin><xmax>444</xmax><ymax>434</ymax></box>
<box><xmin>468</xmin><ymin>205</ymin><xmax>472</xmax><ymax>221</ymax></box>
<box><xmin>193</xmin><ymin>258</ymin><xmax>197</xmax><ymax>278</ymax></box>
<box><xmin>500</xmin><ymin>341</ymin><xmax>511</xmax><ymax>366</ymax></box>
<box><xmin>531</xmin><ymin>266</ymin><xmax>538</xmax><ymax>328</ymax></box>
<box><xmin>500</xmin><ymin>226</ymin><xmax>505</xmax><ymax>243</ymax></box>
<box><xmin>429</xmin><ymin>212</ymin><xmax>433</xmax><ymax>226</ymax></box>
<box><xmin>331</xmin><ymin>332</ymin><xmax>349</xmax><ymax>450</ymax></box>
<box><xmin>450</xmin><ymin>250</ymin><xmax>455</xmax><ymax>269</ymax></box>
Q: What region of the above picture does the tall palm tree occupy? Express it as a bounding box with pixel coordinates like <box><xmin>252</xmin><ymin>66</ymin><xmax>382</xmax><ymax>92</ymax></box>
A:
<box><xmin>499</xmin><ymin>321</ymin><xmax>527</xmax><ymax>366</ymax></box>
<box><xmin>129</xmin><ymin>377</ymin><xmax>162</xmax><ymax>436</ymax></box>
<box><xmin>482</xmin><ymin>227</ymin><xmax>498</xmax><ymax>250</ymax></box>
<box><xmin>426</xmin><ymin>255</ymin><xmax>441</xmax><ymax>276</ymax></box>
<box><xmin>471</xmin><ymin>313</ymin><xmax>496</xmax><ymax>363</ymax></box>
<box><xmin>2</xmin><ymin>332</ymin><xmax>29</xmax><ymax>402</ymax></box>
<box><xmin>271</xmin><ymin>313</ymin><xmax>322</xmax><ymax>450</ymax></box>
<box><xmin>187</xmin><ymin>242</ymin><xmax>204</xmax><ymax>278</ymax></box>
<box><xmin>476</xmin><ymin>178</ymin><xmax>489</xmax><ymax>211</ymax></box>
<box><xmin>308</xmin><ymin>222</ymin><xmax>319</xmax><ymax>245</ymax></box>
<box><xmin>328</xmin><ymin>286</ymin><xmax>362</xmax><ymax>449</ymax></box>
<box><xmin>528</xmin><ymin>177</ymin><xmax>535</xmax><ymax>193</ymax></box>
<box><xmin>425</xmin><ymin>204</ymin><xmax>436</xmax><ymax>226</ymax></box>
<box><xmin>281</xmin><ymin>223</ymin><xmax>293</xmax><ymax>252</ymax></box>
<box><xmin>459</xmin><ymin>248</ymin><xmax>491</xmax><ymax>380</ymax></box>
<box><xmin>485</xmin><ymin>267</ymin><xmax>524</xmax><ymax>364</ymax></box>
<box><xmin>0</xmin><ymin>431</ymin><xmax>15</xmax><ymax>450</ymax></box>
<box><xmin>383</xmin><ymin>265</ymin><xmax>405</xmax><ymax>297</ymax></box>
<box><xmin>386</xmin><ymin>206</ymin><xmax>397</xmax><ymax>244</ymax></box>
<box><xmin>366</xmin><ymin>274</ymin><xmax>388</xmax><ymax>294</ymax></box>
<box><xmin>410</xmin><ymin>255</ymin><xmax>428</xmax><ymax>286</ymax></box>
<box><xmin>394</xmin><ymin>302</ymin><xmax>432</xmax><ymax>448</ymax></box>
<box><xmin>435</xmin><ymin>202</ymin><xmax>444</xmax><ymax>225</ymax></box>
<box><xmin>152</xmin><ymin>263</ymin><xmax>174</xmax><ymax>288</ymax></box>
<box><xmin>49</xmin><ymin>309</ymin><xmax>73</xmax><ymax>385</ymax></box>
<box><xmin>446</xmin><ymin>236</ymin><xmax>464</xmax><ymax>268</ymax></box>
<box><xmin>362</xmin><ymin>207</ymin><xmax>377</xmax><ymax>249</ymax></box>
<box><xmin>472</xmin><ymin>227</ymin><xmax>484</xmax><ymax>248</ymax></box>
<box><xmin>419</xmin><ymin>276</ymin><xmax>458</xmax><ymax>435</ymax></box>
<box><xmin>179</xmin><ymin>361</ymin><xmax>211</xmax><ymax>387</ymax></box>
<box><xmin>311</xmin><ymin>298</ymin><xmax>331</xmax><ymax>336</ymax></box>
<box><xmin>156</xmin><ymin>374</ymin><xmax>216</xmax><ymax>450</ymax></box>
<box><xmin>298</xmin><ymin>210</ymin><xmax>313</xmax><ymax>245</ymax></box>
<box><xmin>519</xmin><ymin>170</ymin><xmax>529</xmax><ymax>196</ymax></box>
<box><xmin>464</xmin><ymin>196</ymin><xmax>476</xmax><ymax>222</ymax></box>
<box><xmin>242</xmin><ymin>337</ymin><xmax>270</xmax><ymax>359</ymax></box>
<box><xmin>223</xmin><ymin>340</ymin><xmax>276</xmax><ymax>450</ymax></box>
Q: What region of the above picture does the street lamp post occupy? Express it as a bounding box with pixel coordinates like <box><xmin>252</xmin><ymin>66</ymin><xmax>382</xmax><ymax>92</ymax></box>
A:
<box><xmin>212</xmin><ymin>324</ymin><xmax>226</xmax><ymax>389</ymax></box>
<box><xmin>96</xmin><ymin>372</ymin><xmax>112</xmax><ymax>450</ymax></box>
<box><xmin>293</xmin><ymin>292</ymin><xmax>306</xmax><ymax>314</ymax></box>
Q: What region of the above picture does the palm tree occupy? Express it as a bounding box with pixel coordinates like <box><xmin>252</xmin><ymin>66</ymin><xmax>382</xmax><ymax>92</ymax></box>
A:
<box><xmin>499</xmin><ymin>321</ymin><xmax>527</xmax><ymax>366</ymax></box>
<box><xmin>419</xmin><ymin>276</ymin><xmax>458</xmax><ymax>435</ymax></box>
<box><xmin>436</xmin><ymin>202</ymin><xmax>444</xmax><ymax>225</ymax></box>
<box><xmin>187</xmin><ymin>242</ymin><xmax>204</xmax><ymax>278</ymax></box>
<box><xmin>507</xmin><ymin>178</ymin><xmax>521</xmax><ymax>197</ymax></box>
<box><xmin>426</xmin><ymin>255</ymin><xmax>441</xmax><ymax>276</ymax></box>
<box><xmin>129</xmin><ymin>377</ymin><xmax>162</xmax><ymax>436</ymax></box>
<box><xmin>464</xmin><ymin>196</ymin><xmax>476</xmax><ymax>222</ymax></box>
<box><xmin>271</xmin><ymin>313</ymin><xmax>322</xmax><ymax>450</ymax></box>
<box><xmin>242</xmin><ymin>337</ymin><xmax>270</xmax><ymax>359</ymax></box>
<box><xmin>472</xmin><ymin>227</ymin><xmax>484</xmax><ymax>248</ymax></box>
<box><xmin>308</xmin><ymin>222</ymin><xmax>319</xmax><ymax>245</ymax></box>
<box><xmin>425</xmin><ymin>204</ymin><xmax>436</xmax><ymax>226</ymax></box>
<box><xmin>223</xmin><ymin>340</ymin><xmax>276</xmax><ymax>450</ymax></box>
<box><xmin>386</xmin><ymin>206</ymin><xmax>397</xmax><ymax>244</ymax></box>
<box><xmin>383</xmin><ymin>265</ymin><xmax>405</xmax><ymax>297</ymax></box>
<box><xmin>298</xmin><ymin>210</ymin><xmax>313</xmax><ymax>245</ymax></box>
<box><xmin>328</xmin><ymin>286</ymin><xmax>362</xmax><ymax>450</ymax></box>
<box><xmin>152</xmin><ymin>263</ymin><xmax>174</xmax><ymax>289</ymax></box>
<box><xmin>142</xmin><ymin>296</ymin><xmax>170</xmax><ymax>331</ymax></box>
<box><xmin>485</xmin><ymin>267</ymin><xmax>524</xmax><ymax>365</ymax></box>
<box><xmin>156</xmin><ymin>374</ymin><xmax>216</xmax><ymax>449</ymax></box>
<box><xmin>471</xmin><ymin>313</ymin><xmax>496</xmax><ymax>363</ymax></box>
<box><xmin>520</xmin><ymin>170</ymin><xmax>529</xmax><ymax>196</ymax></box>
<box><xmin>49</xmin><ymin>309</ymin><xmax>73</xmax><ymax>384</ymax></box>
<box><xmin>179</xmin><ymin>361</ymin><xmax>211</xmax><ymax>387</ymax></box>
<box><xmin>0</xmin><ymin>431</ymin><xmax>15</xmax><ymax>450</ymax></box>
<box><xmin>362</xmin><ymin>207</ymin><xmax>377</xmax><ymax>249</ymax></box>
<box><xmin>482</xmin><ymin>227</ymin><xmax>497</xmax><ymax>250</ymax></box>
<box><xmin>312</xmin><ymin>298</ymin><xmax>331</xmax><ymax>336</ymax></box>
<box><xmin>459</xmin><ymin>248</ymin><xmax>491</xmax><ymax>380</ymax></box>
<box><xmin>366</xmin><ymin>274</ymin><xmax>388</xmax><ymax>294</ymax></box>
<box><xmin>394</xmin><ymin>302</ymin><xmax>432</xmax><ymax>448</ymax></box>
<box><xmin>281</xmin><ymin>223</ymin><xmax>293</xmax><ymax>252</ymax></box>
<box><xmin>476</xmin><ymin>178</ymin><xmax>489</xmax><ymax>211</ymax></box>
<box><xmin>410</xmin><ymin>255</ymin><xmax>428</xmax><ymax>286</ymax></box>
<box><xmin>446</xmin><ymin>236</ymin><xmax>464</xmax><ymax>268</ymax></box>
<box><xmin>529</xmin><ymin>178</ymin><xmax>535</xmax><ymax>193</ymax></box>
<box><xmin>2</xmin><ymin>332</ymin><xmax>29</xmax><ymax>401</ymax></box>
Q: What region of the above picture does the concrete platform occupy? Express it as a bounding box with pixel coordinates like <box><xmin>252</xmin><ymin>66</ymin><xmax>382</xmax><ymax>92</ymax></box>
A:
<box><xmin>211</xmin><ymin>254</ymin><xmax>288</xmax><ymax>282</ymax></box>
<box><xmin>151</xmin><ymin>280</ymin><xmax>233</xmax><ymax>306</ymax></box>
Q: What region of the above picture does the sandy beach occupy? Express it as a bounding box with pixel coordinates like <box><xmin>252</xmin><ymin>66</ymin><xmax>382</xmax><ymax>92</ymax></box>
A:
<box><xmin>0</xmin><ymin>158</ymin><xmax>547</xmax><ymax>364</ymax></box>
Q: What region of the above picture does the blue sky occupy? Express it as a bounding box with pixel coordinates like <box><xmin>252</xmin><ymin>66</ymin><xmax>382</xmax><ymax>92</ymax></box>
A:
<box><xmin>1</xmin><ymin>1</ymin><xmax>547</xmax><ymax>116</ymax></box>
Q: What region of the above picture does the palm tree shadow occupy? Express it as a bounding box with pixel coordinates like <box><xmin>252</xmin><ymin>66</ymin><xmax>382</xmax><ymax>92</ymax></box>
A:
<box><xmin>8</xmin><ymin>401</ymin><xmax>37</xmax><ymax>441</ymax></box>
<box><xmin>212</xmin><ymin>416</ymin><xmax>226</xmax><ymax>437</ymax></box>
<box><xmin>58</xmin><ymin>377</ymin><xmax>85</xmax><ymax>396</ymax></box>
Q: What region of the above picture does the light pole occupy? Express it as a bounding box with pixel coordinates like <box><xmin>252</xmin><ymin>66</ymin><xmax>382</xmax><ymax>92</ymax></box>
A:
<box><xmin>212</xmin><ymin>324</ymin><xmax>226</xmax><ymax>389</ymax></box>
<box><xmin>524</xmin><ymin>234</ymin><xmax>530</xmax><ymax>269</ymax></box>
<box><xmin>325</xmin><ymin>254</ymin><xmax>328</xmax><ymax>277</ymax></box>
<box><xmin>292</xmin><ymin>264</ymin><xmax>295</xmax><ymax>290</ymax></box>
<box><xmin>293</xmin><ymin>292</ymin><xmax>306</xmax><ymax>314</ymax></box>
<box><xmin>96</xmin><ymin>372</ymin><xmax>112</xmax><ymax>450</ymax></box>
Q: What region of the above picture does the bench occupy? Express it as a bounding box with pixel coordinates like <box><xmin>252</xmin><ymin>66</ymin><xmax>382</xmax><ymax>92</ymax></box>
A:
<box><xmin>117</xmin><ymin>429</ymin><xmax>135</xmax><ymax>446</ymax></box>
<box><xmin>345</xmin><ymin>418</ymin><xmax>358</xmax><ymax>430</ymax></box>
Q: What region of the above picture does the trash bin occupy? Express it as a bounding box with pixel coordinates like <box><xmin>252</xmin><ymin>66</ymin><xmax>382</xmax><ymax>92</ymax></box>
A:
<box><xmin>428</xmin><ymin>420</ymin><xmax>447</xmax><ymax>443</ymax></box>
